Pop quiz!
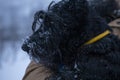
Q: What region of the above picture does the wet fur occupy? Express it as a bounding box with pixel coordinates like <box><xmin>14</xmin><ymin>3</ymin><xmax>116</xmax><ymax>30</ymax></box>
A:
<box><xmin>22</xmin><ymin>0</ymin><xmax>120</xmax><ymax>80</ymax></box>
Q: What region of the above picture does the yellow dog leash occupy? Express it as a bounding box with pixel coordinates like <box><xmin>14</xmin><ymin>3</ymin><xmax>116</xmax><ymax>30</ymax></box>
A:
<box><xmin>84</xmin><ymin>30</ymin><xmax>111</xmax><ymax>45</ymax></box>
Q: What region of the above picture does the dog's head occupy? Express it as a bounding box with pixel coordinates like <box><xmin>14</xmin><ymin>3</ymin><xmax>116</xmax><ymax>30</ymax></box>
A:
<box><xmin>22</xmin><ymin>0</ymin><xmax>111</xmax><ymax>69</ymax></box>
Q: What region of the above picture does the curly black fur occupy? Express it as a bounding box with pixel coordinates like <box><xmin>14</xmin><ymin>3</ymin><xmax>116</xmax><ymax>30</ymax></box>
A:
<box><xmin>88</xmin><ymin>0</ymin><xmax>119</xmax><ymax>23</ymax></box>
<box><xmin>22</xmin><ymin>0</ymin><xmax>120</xmax><ymax>80</ymax></box>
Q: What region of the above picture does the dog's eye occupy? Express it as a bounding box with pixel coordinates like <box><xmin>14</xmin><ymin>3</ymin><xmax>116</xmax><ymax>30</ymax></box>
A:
<box><xmin>32</xmin><ymin>21</ymin><xmax>42</xmax><ymax>32</ymax></box>
<box><xmin>32</xmin><ymin>10</ymin><xmax>46</xmax><ymax>32</ymax></box>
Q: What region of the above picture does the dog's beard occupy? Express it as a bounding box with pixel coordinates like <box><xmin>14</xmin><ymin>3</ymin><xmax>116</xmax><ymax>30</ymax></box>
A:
<box><xmin>22</xmin><ymin>29</ymin><xmax>62</xmax><ymax>65</ymax></box>
<box><xmin>22</xmin><ymin>34</ymin><xmax>46</xmax><ymax>63</ymax></box>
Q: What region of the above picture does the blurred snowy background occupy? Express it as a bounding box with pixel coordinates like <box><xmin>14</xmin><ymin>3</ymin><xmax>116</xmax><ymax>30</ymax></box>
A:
<box><xmin>0</xmin><ymin>0</ymin><xmax>59</xmax><ymax>80</ymax></box>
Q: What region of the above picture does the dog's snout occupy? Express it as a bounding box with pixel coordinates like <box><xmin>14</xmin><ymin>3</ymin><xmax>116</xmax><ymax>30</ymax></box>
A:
<box><xmin>22</xmin><ymin>38</ymin><xmax>31</xmax><ymax>53</ymax></box>
<box><xmin>22</xmin><ymin>43</ymin><xmax>30</xmax><ymax>53</ymax></box>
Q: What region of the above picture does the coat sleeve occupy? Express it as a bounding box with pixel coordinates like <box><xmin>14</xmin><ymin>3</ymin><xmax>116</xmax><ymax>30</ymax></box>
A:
<box><xmin>22</xmin><ymin>61</ymin><xmax>52</xmax><ymax>80</ymax></box>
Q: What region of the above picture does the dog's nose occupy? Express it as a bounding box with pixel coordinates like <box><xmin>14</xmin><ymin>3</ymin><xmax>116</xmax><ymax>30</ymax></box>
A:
<box><xmin>21</xmin><ymin>38</ymin><xmax>30</xmax><ymax>53</ymax></box>
<box><xmin>22</xmin><ymin>43</ymin><xmax>30</xmax><ymax>53</ymax></box>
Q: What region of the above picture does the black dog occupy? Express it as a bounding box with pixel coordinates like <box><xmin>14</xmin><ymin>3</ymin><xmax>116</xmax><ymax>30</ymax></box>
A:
<box><xmin>22</xmin><ymin>0</ymin><xmax>120</xmax><ymax>80</ymax></box>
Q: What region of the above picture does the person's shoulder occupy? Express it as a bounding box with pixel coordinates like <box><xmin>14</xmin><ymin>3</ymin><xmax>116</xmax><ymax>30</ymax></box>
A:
<box><xmin>22</xmin><ymin>61</ymin><xmax>52</xmax><ymax>80</ymax></box>
<box><xmin>108</xmin><ymin>18</ymin><xmax>120</xmax><ymax>28</ymax></box>
<box><xmin>108</xmin><ymin>18</ymin><xmax>120</xmax><ymax>38</ymax></box>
